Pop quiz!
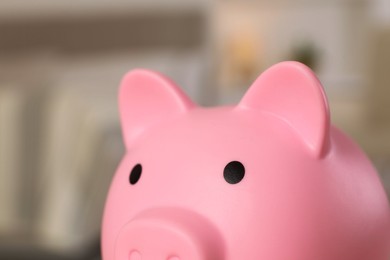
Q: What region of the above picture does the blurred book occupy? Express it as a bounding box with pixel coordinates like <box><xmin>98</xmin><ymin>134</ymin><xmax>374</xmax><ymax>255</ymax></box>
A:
<box><xmin>36</xmin><ymin>89</ymin><xmax>90</xmax><ymax>251</ymax></box>
<box><xmin>0</xmin><ymin>87</ymin><xmax>24</xmax><ymax>235</ymax></box>
<box><xmin>35</xmin><ymin>85</ymin><xmax>123</xmax><ymax>253</ymax></box>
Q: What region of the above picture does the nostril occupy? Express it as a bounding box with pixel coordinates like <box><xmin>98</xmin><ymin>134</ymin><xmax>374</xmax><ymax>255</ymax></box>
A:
<box><xmin>129</xmin><ymin>250</ymin><xmax>142</xmax><ymax>260</ymax></box>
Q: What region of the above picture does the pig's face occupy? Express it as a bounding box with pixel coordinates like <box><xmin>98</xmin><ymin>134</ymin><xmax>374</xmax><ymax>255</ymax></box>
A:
<box><xmin>102</xmin><ymin>62</ymin><xmax>390</xmax><ymax>260</ymax></box>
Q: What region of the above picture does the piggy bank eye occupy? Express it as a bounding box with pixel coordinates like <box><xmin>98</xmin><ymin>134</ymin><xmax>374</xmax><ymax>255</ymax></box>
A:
<box><xmin>224</xmin><ymin>161</ymin><xmax>245</xmax><ymax>184</ymax></box>
<box><xmin>129</xmin><ymin>164</ymin><xmax>142</xmax><ymax>185</ymax></box>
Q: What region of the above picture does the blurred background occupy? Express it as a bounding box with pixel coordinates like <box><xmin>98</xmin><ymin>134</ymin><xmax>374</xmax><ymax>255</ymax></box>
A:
<box><xmin>0</xmin><ymin>0</ymin><xmax>389</xmax><ymax>259</ymax></box>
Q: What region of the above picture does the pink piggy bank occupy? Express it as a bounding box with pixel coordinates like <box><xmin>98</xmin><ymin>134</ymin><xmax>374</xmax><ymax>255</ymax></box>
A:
<box><xmin>102</xmin><ymin>62</ymin><xmax>390</xmax><ymax>260</ymax></box>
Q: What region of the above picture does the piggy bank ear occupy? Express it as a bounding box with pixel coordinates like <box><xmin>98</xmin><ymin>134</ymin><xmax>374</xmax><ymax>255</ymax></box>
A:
<box><xmin>238</xmin><ymin>61</ymin><xmax>330</xmax><ymax>158</ymax></box>
<box><xmin>119</xmin><ymin>70</ymin><xmax>195</xmax><ymax>149</ymax></box>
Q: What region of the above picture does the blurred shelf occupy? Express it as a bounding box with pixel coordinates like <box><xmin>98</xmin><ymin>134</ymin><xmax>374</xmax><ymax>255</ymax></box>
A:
<box><xmin>0</xmin><ymin>0</ymin><xmax>210</xmax><ymax>21</ymax></box>
<box><xmin>0</xmin><ymin>237</ymin><xmax>100</xmax><ymax>260</ymax></box>
<box><xmin>0</xmin><ymin>11</ymin><xmax>207</xmax><ymax>56</ymax></box>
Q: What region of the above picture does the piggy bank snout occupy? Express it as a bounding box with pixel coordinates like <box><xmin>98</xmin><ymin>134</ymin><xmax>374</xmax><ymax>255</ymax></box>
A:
<box><xmin>114</xmin><ymin>208</ymin><xmax>225</xmax><ymax>260</ymax></box>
